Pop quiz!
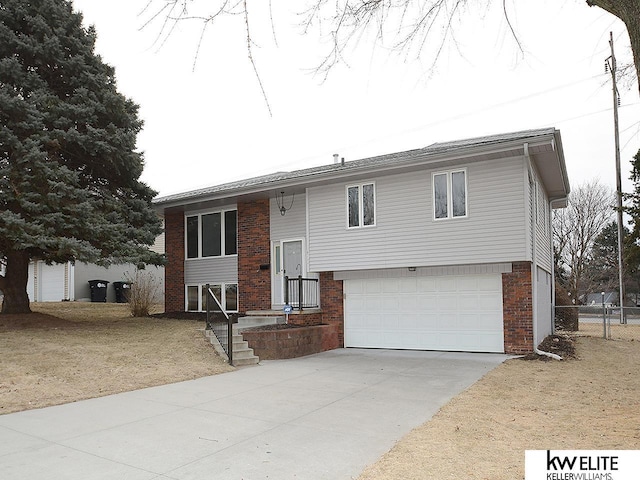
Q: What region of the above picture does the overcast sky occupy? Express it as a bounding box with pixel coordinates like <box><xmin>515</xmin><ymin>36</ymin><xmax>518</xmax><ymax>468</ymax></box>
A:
<box><xmin>71</xmin><ymin>0</ymin><xmax>640</xmax><ymax>198</ymax></box>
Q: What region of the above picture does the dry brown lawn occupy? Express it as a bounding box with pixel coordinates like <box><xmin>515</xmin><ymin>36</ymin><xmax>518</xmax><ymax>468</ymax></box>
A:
<box><xmin>0</xmin><ymin>302</ymin><xmax>232</xmax><ymax>414</ymax></box>
<box><xmin>359</xmin><ymin>331</ymin><xmax>640</xmax><ymax>480</ymax></box>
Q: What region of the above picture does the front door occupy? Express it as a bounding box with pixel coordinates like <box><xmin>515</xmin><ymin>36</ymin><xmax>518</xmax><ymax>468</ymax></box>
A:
<box><xmin>283</xmin><ymin>240</ymin><xmax>303</xmax><ymax>306</ymax></box>
<box><xmin>272</xmin><ymin>239</ymin><xmax>303</xmax><ymax>307</ymax></box>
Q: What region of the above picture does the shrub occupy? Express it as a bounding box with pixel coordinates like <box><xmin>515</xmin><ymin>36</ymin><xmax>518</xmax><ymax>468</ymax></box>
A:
<box><xmin>555</xmin><ymin>283</ymin><xmax>578</xmax><ymax>331</ymax></box>
<box><xmin>125</xmin><ymin>269</ymin><xmax>161</xmax><ymax>317</ymax></box>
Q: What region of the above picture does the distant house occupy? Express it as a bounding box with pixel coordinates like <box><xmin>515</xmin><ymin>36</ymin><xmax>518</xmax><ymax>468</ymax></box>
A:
<box><xmin>154</xmin><ymin>128</ymin><xmax>570</xmax><ymax>355</ymax></box>
<box><xmin>25</xmin><ymin>229</ymin><xmax>165</xmax><ymax>303</ymax></box>
<box><xmin>585</xmin><ymin>291</ymin><xmax>618</xmax><ymax>308</ymax></box>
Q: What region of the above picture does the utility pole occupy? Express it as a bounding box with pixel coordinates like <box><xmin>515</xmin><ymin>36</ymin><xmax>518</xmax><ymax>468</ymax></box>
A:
<box><xmin>606</xmin><ymin>31</ymin><xmax>626</xmax><ymax>324</ymax></box>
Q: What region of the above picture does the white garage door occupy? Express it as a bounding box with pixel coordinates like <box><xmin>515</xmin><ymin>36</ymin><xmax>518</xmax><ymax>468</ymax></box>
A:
<box><xmin>344</xmin><ymin>274</ymin><xmax>504</xmax><ymax>353</ymax></box>
<box><xmin>39</xmin><ymin>263</ymin><xmax>66</xmax><ymax>302</ymax></box>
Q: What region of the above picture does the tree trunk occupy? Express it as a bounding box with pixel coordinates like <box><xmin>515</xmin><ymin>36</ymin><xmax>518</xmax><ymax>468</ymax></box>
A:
<box><xmin>0</xmin><ymin>251</ymin><xmax>32</xmax><ymax>314</ymax></box>
<box><xmin>587</xmin><ymin>0</ymin><xmax>640</xmax><ymax>95</ymax></box>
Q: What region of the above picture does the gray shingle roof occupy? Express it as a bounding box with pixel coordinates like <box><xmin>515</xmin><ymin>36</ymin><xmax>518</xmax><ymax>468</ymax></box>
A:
<box><xmin>153</xmin><ymin>128</ymin><xmax>557</xmax><ymax>206</ymax></box>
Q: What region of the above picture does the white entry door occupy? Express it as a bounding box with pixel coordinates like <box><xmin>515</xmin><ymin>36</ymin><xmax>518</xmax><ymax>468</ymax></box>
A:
<box><xmin>272</xmin><ymin>239</ymin><xmax>304</xmax><ymax>306</ymax></box>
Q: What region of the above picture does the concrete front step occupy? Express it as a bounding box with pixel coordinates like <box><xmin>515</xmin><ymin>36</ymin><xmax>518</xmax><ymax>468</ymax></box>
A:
<box><xmin>204</xmin><ymin>329</ymin><xmax>259</xmax><ymax>366</ymax></box>
<box><xmin>236</xmin><ymin>315</ymin><xmax>285</xmax><ymax>331</ymax></box>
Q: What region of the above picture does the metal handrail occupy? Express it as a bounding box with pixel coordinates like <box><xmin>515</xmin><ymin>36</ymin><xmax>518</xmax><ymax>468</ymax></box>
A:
<box><xmin>205</xmin><ymin>284</ymin><xmax>233</xmax><ymax>366</ymax></box>
<box><xmin>284</xmin><ymin>275</ymin><xmax>319</xmax><ymax>311</ymax></box>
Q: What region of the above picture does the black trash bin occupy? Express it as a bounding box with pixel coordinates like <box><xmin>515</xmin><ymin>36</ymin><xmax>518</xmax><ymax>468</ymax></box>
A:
<box><xmin>88</xmin><ymin>280</ymin><xmax>109</xmax><ymax>302</ymax></box>
<box><xmin>113</xmin><ymin>281</ymin><xmax>132</xmax><ymax>303</ymax></box>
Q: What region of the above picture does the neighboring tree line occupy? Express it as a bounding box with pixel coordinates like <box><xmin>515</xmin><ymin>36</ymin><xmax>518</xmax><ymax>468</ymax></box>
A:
<box><xmin>554</xmin><ymin>151</ymin><xmax>640</xmax><ymax>309</ymax></box>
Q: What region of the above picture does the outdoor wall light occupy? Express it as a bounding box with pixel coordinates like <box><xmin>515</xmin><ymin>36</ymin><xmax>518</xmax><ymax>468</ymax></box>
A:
<box><xmin>408</xmin><ymin>267</ymin><xmax>417</xmax><ymax>272</ymax></box>
<box><xmin>276</xmin><ymin>191</ymin><xmax>294</xmax><ymax>216</ymax></box>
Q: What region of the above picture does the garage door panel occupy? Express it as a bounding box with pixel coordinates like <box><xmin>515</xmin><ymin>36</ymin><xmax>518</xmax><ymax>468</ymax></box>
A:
<box><xmin>437</xmin><ymin>277</ymin><xmax>457</xmax><ymax>292</ymax></box>
<box><xmin>344</xmin><ymin>274</ymin><xmax>504</xmax><ymax>353</ymax></box>
<box><xmin>382</xmin><ymin>297</ymin><xmax>400</xmax><ymax>312</ymax></box>
<box><xmin>478</xmin><ymin>275</ymin><xmax>502</xmax><ymax>291</ymax></box>
<box><xmin>458</xmin><ymin>294</ymin><xmax>479</xmax><ymax>310</ymax></box>
<box><xmin>458</xmin><ymin>314</ymin><xmax>480</xmax><ymax>329</ymax></box>
<box><xmin>437</xmin><ymin>295</ymin><xmax>458</xmax><ymax>311</ymax></box>
<box><xmin>364</xmin><ymin>279</ymin><xmax>383</xmax><ymax>294</ymax></box>
<box><xmin>478</xmin><ymin>294</ymin><xmax>502</xmax><ymax>310</ymax></box>
<box><xmin>400</xmin><ymin>296</ymin><xmax>418</xmax><ymax>312</ymax></box>
<box><xmin>397</xmin><ymin>277</ymin><xmax>416</xmax><ymax>293</ymax></box>
<box><xmin>416</xmin><ymin>295</ymin><xmax>437</xmax><ymax>309</ymax></box>
<box><xmin>457</xmin><ymin>276</ymin><xmax>479</xmax><ymax>290</ymax></box>
<box><xmin>382</xmin><ymin>314</ymin><xmax>400</xmax><ymax>330</ymax></box>
<box><xmin>416</xmin><ymin>277</ymin><xmax>437</xmax><ymax>291</ymax></box>
<box><xmin>345</xmin><ymin>280</ymin><xmax>366</xmax><ymax>294</ymax></box>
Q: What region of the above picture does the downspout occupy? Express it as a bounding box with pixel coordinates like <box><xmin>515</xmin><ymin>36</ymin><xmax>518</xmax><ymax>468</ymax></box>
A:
<box><xmin>526</xmin><ymin>144</ymin><xmax>562</xmax><ymax>360</ymax></box>
<box><xmin>525</xmin><ymin>143</ymin><xmax>539</xmax><ymax>351</ymax></box>
<box><xmin>537</xmin><ymin>197</ymin><xmax>568</xmax><ymax>361</ymax></box>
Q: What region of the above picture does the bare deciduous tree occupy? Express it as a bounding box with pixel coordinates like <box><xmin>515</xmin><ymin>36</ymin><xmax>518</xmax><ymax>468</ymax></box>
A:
<box><xmin>553</xmin><ymin>180</ymin><xmax>615</xmax><ymax>303</ymax></box>
<box><xmin>141</xmin><ymin>0</ymin><xmax>640</xmax><ymax>95</ymax></box>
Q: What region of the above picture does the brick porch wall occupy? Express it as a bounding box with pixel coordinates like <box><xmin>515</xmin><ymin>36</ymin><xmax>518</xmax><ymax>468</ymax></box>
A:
<box><xmin>319</xmin><ymin>271</ymin><xmax>344</xmax><ymax>348</ymax></box>
<box><xmin>238</xmin><ymin>199</ymin><xmax>271</xmax><ymax>313</ymax></box>
<box><xmin>502</xmin><ymin>261</ymin><xmax>534</xmax><ymax>354</ymax></box>
<box><xmin>164</xmin><ymin>209</ymin><xmax>185</xmax><ymax>313</ymax></box>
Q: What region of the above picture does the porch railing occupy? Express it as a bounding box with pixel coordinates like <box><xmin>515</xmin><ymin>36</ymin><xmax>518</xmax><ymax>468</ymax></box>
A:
<box><xmin>284</xmin><ymin>275</ymin><xmax>319</xmax><ymax>311</ymax></box>
<box><xmin>205</xmin><ymin>283</ymin><xmax>233</xmax><ymax>366</ymax></box>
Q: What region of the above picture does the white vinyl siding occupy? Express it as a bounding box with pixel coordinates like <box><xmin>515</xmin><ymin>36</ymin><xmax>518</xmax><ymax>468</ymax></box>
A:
<box><xmin>529</xmin><ymin>168</ymin><xmax>553</xmax><ymax>273</ymax></box>
<box><xmin>535</xmin><ymin>266</ymin><xmax>552</xmax><ymax>345</ymax></box>
<box><xmin>184</xmin><ymin>256</ymin><xmax>238</xmax><ymax>285</ymax></box>
<box><xmin>308</xmin><ymin>157</ymin><xmax>527</xmax><ymax>272</ymax></box>
<box><xmin>270</xmin><ymin>194</ymin><xmax>307</xmax><ymax>241</ymax></box>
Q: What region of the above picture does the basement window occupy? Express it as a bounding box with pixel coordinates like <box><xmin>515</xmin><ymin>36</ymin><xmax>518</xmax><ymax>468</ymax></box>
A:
<box><xmin>186</xmin><ymin>283</ymin><xmax>238</xmax><ymax>312</ymax></box>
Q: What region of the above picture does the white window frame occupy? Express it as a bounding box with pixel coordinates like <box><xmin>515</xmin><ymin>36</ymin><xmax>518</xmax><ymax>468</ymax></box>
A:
<box><xmin>185</xmin><ymin>283</ymin><xmax>239</xmax><ymax>312</ymax></box>
<box><xmin>346</xmin><ymin>182</ymin><xmax>376</xmax><ymax>229</ymax></box>
<box><xmin>432</xmin><ymin>169</ymin><xmax>468</xmax><ymax>220</ymax></box>
<box><xmin>185</xmin><ymin>209</ymin><xmax>238</xmax><ymax>260</ymax></box>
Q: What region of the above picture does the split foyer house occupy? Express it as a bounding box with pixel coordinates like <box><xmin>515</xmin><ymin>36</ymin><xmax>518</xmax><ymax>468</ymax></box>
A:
<box><xmin>154</xmin><ymin>128</ymin><xmax>570</xmax><ymax>355</ymax></box>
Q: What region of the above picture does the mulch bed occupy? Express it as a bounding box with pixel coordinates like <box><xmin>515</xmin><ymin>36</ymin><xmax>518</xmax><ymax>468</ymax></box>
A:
<box><xmin>152</xmin><ymin>311</ymin><xmax>240</xmax><ymax>322</ymax></box>
<box><xmin>240</xmin><ymin>323</ymin><xmax>327</xmax><ymax>332</ymax></box>
<box><xmin>520</xmin><ymin>334</ymin><xmax>576</xmax><ymax>361</ymax></box>
<box><xmin>152</xmin><ymin>311</ymin><xmax>208</xmax><ymax>320</ymax></box>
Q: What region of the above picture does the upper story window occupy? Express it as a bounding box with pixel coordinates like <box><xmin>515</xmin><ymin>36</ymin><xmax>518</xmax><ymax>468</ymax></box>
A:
<box><xmin>347</xmin><ymin>183</ymin><xmax>376</xmax><ymax>228</ymax></box>
<box><xmin>186</xmin><ymin>210</ymin><xmax>237</xmax><ymax>259</ymax></box>
<box><xmin>433</xmin><ymin>169</ymin><xmax>467</xmax><ymax>220</ymax></box>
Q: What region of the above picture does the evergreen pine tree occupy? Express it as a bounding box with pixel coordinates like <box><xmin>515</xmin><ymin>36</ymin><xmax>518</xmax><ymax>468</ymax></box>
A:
<box><xmin>0</xmin><ymin>0</ymin><xmax>163</xmax><ymax>314</ymax></box>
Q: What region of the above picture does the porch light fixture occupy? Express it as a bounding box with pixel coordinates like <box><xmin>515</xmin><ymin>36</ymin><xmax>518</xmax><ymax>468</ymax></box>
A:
<box><xmin>408</xmin><ymin>267</ymin><xmax>417</xmax><ymax>272</ymax></box>
<box><xmin>276</xmin><ymin>191</ymin><xmax>294</xmax><ymax>216</ymax></box>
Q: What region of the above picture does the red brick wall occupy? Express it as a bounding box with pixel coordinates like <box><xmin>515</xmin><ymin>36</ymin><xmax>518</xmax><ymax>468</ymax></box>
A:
<box><xmin>319</xmin><ymin>271</ymin><xmax>344</xmax><ymax>348</ymax></box>
<box><xmin>242</xmin><ymin>325</ymin><xmax>335</xmax><ymax>359</ymax></box>
<box><xmin>238</xmin><ymin>199</ymin><xmax>271</xmax><ymax>313</ymax></box>
<box><xmin>288</xmin><ymin>312</ymin><xmax>323</xmax><ymax>326</ymax></box>
<box><xmin>164</xmin><ymin>209</ymin><xmax>185</xmax><ymax>313</ymax></box>
<box><xmin>502</xmin><ymin>261</ymin><xmax>534</xmax><ymax>354</ymax></box>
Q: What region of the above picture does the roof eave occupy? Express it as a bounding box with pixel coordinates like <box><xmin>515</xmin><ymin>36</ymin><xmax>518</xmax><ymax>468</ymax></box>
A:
<box><xmin>153</xmin><ymin>129</ymin><xmax>566</xmax><ymax>210</ymax></box>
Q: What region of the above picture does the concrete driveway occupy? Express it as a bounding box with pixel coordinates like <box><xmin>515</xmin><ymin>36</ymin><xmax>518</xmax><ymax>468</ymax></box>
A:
<box><xmin>0</xmin><ymin>348</ymin><xmax>509</xmax><ymax>479</ymax></box>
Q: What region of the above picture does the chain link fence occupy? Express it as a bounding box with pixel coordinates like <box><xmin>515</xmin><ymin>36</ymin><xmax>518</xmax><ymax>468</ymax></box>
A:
<box><xmin>555</xmin><ymin>304</ymin><xmax>640</xmax><ymax>341</ymax></box>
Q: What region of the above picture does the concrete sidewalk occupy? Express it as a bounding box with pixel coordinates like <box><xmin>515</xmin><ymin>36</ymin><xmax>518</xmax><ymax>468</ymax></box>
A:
<box><xmin>0</xmin><ymin>348</ymin><xmax>509</xmax><ymax>479</ymax></box>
